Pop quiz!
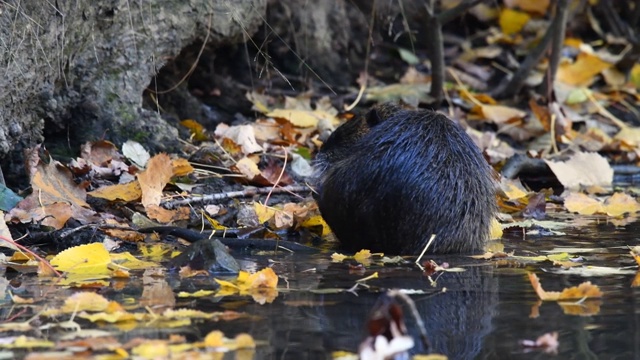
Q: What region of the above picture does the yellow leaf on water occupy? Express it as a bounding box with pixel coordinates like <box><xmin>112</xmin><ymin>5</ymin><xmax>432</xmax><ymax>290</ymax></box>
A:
<box><xmin>60</xmin><ymin>292</ymin><xmax>110</xmax><ymax>313</ymax></box>
<box><xmin>49</xmin><ymin>243</ymin><xmax>111</xmax><ymax>274</ymax></box>
<box><xmin>353</xmin><ymin>250</ymin><xmax>372</xmax><ymax>263</ymax></box>
<box><xmin>603</xmin><ymin>192</ymin><xmax>640</xmax><ymax>217</ymax></box>
<box><xmin>564</xmin><ymin>192</ymin><xmax>604</xmax><ymax>215</ymax></box>
<box><xmin>331</xmin><ymin>253</ymin><xmax>348</xmax><ymax>262</ymax></box>
<box><xmin>528</xmin><ymin>272</ymin><xmax>602</xmax><ymax>301</ymax></box>
<box><xmin>204</xmin><ymin>330</ymin><xmax>224</xmax><ymax>347</ymax></box>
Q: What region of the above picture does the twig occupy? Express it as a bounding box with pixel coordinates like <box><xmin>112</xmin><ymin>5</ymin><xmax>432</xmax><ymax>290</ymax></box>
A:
<box><xmin>542</xmin><ymin>0</ymin><xmax>570</xmax><ymax>94</ymax></box>
<box><xmin>162</xmin><ymin>185</ymin><xmax>311</xmax><ymax>208</ymax></box>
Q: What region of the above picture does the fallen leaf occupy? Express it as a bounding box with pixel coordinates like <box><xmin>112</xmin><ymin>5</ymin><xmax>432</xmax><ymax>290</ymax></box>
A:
<box><xmin>49</xmin><ymin>243</ymin><xmax>111</xmax><ymax>275</ymax></box>
<box><xmin>499</xmin><ymin>8</ymin><xmax>530</xmax><ymax>35</ymax></box>
<box><xmin>137</xmin><ymin>153</ymin><xmax>173</xmax><ymax>208</ymax></box>
<box><xmin>528</xmin><ymin>272</ymin><xmax>602</xmax><ymax>301</ymax></box>
<box><xmin>557</xmin><ymin>52</ymin><xmax>612</xmax><ymax>87</ymax></box>
<box><xmin>544</xmin><ymin>152</ymin><xmax>613</xmax><ymax>189</ymax></box>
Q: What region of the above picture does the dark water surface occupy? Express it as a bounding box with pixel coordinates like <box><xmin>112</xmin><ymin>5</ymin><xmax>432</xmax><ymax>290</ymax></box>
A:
<box><xmin>4</xmin><ymin>216</ymin><xmax>640</xmax><ymax>359</ymax></box>
<box><xmin>163</xmin><ymin>216</ymin><xmax>640</xmax><ymax>359</ymax></box>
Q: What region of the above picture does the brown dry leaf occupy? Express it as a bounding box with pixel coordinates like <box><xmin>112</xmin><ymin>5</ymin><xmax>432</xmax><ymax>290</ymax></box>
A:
<box><xmin>146</xmin><ymin>204</ymin><xmax>190</xmax><ymax>223</ymax></box>
<box><xmin>273</xmin><ymin>209</ymin><xmax>294</xmax><ymax>229</ymax></box>
<box><xmin>557</xmin><ymin>52</ymin><xmax>613</xmax><ymax>87</ymax></box>
<box><xmin>528</xmin><ymin>272</ymin><xmax>602</xmax><ymax>301</ymax></box>
<box><xmin>80</xmin><ymin>140</ymin><xmax>121</xmax><ymax>167</ymax></box>
<box><xmin>140</xmin><ymin>277</ymin><xmax>175</xmax><ymax>309</ymax></box>
<box><xmin>5</xmin><ymin>198</ymin><xmax>76</xmax><ymax>230</ymax></box>
<box><xmin>32</xmin><ymin>160</ymin><xmax>89</xmax><ymax>208</ymax></box>
<box><xmin>88</xmin><ymin>181</ymin><xmax>142</xmax><ymax>202</ymax></box>
<box><xmin>544</xmin><ymin>152</ymin><xmax>613</xmax><ymax>189</ymax></box>
<box><xmin>137</xmin><ymin>153</ymin><xmax>173</xmax><ymax>208</ymax></box>
<box><xmin>101</xmin><ymin>218</ymin><xmax>145</xmax><ymax>242</ymax></box>
<box><xmin>564</xmin><ymin>192</ymin><xmax>604</xmax><ymax>215</ymax></box>
<box><xmin>499</xmin><ymin>8</ymin><xmax>530</xmax><ymax>35</ymax></box>
<box><xmin>529</xmin><ymin>99</ymin><xmax>553</xmax><ymax>132</ymax></box>
<box><xmin>261</xmin><ymin>161</ymin><xmax>293</xmax><ymax>186</ymax></box>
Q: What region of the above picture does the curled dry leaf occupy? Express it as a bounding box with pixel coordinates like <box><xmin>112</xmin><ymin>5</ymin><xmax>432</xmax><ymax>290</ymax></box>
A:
<box><xmin>528</xmin><ymin>272</ymin><xmax>602</xmax><ymax>301</ymax></box>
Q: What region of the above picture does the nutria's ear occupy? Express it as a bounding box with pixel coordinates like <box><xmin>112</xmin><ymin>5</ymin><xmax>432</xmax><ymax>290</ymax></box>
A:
<box><xmin>365</xmin><ymin>108</ymin><xmax>383</xmax><ymax>126</ymax></box>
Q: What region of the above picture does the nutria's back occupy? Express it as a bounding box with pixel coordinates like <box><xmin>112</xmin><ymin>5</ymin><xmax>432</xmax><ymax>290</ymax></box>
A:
<box><xmin>313</xmin><ymin>104</ymin><xmax>496</xmax><ymax>255</ymax></box>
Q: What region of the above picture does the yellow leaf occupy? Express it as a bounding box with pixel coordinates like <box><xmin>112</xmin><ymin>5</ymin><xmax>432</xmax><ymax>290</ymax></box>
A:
<box><xmin>490</xmin><ymin>218</ymin><xmax>503</xmax><ymax>239</ymax></box>
<box><xmin>50</xmin><ymin>243</ymin><xmax>111</xmax><ymax>274</ymax></box>
<box><xmin>88</xmin><ymin>181</ymin><xmax>142</xmax><ymax>202</ymax></box>
<box><xmin>603</xmin><ymin>192</ymin><xmax>640</xmax><ymax>217</ymax></box>
<box><xmin>1</xmin><ymin>336</ymin><xmax>54</xmax><ymax>349</ymax></box>
<box><xmin>110</xmin><ymin>252</ymin><xmax>158</xmax><ymax>270</ymax></box>
<box><xmin>214</xmin><ymin>278</ymin><xmax>240</xmax><ymax>290</ymax></box>
<box><xmin>172</xmin><ymin>158</ymin><xmax>195</xmax><ymax>177</ymax></box>
<box><xmin>630</xmin><ymin>63</ymin><xmax>640</xmax><ymax>89</ymax></box>
<box><xmin>245</xmin><ymin>267</ymin><xmax>278</xmax><ymax>289</ymax></box>
<box><xmin>499</xmin><ymin>8</ymin><xmax>530</xmax><ymax>35</ymax></box>
<box><xmin>254</xmin><ymin>202</ymin><xmax>276</xmax><ymax>224</ymax></box>
<box><xmin>204</xmin><ymin>330</ymin><xmax>224</xmax><ymax>347</ymax></box>
<box><xmin>331</xmin><ymin>253</ymin><xmax>348</xmax><ymax>262</ymax></box>
<box><xmin>564</xmin><ymin>192</ymin><xmax>604</xmax><ymax>215</ymax></box>
<box><xmin>557</xmin><ymin>52</ymin><xmax>612</xmax><ymax>87</ymax></box>
<box><xmin>177</xmin><ymin>290</ymin><xmax>216</xmax><ymax>298</ymax></box>
<box><xmin>353</xmin><ymin>250</ymin><xmax>372</xmax><ymax>263</ymax></box>
<box><xmin>235</xmin><ymin>333</ymin><xmax>256</xmax><ymax>349</ymax></box>
<box><xmin>180</xmin><ymin>119</ymin><xmax>208</xmax><ymax>141</ymax></box>
<box><xmin>61</xmin><ymin>292</ymin><xmax>110</xmax><ymax>312</ymax></box>
<box><xmin>301</xmin><ymin>214</ymin><xmax>332</xmax><ymax>236</ymax></box>
<box><xmin>132</xmin><ymin>340</ymin><xmax>170</xmax><ymax>358</ymax></box>
<box><xmin>267</xmin><ymin>108</ymin><xmax>337</xmax><ymax>128</ymax></box>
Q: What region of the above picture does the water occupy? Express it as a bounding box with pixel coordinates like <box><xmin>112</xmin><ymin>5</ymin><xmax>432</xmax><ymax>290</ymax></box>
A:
<box><xmin>3</xmin><ymin>217</ymin><xmax>640</xmax><ymax>359</ymax></box>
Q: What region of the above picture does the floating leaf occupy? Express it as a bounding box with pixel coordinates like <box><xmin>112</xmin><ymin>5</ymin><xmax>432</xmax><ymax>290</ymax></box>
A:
<box><xmin>50</xmin><ymin>243</ymin><xmax>111</xmax><ymax>275</ymax></box>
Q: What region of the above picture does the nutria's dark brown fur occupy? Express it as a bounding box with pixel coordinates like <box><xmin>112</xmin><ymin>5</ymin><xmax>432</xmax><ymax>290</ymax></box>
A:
<box><xmin>313</xmin><ymin>104</ymin><xmax>496</xmax><ymax>255</ymax></box>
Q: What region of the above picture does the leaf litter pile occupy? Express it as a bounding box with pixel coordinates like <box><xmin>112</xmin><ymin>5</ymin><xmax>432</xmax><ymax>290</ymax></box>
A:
<box><xmin>2</xmin><ymin>1</ymin><xmax>640</xmax><ymax>359</ymax></box>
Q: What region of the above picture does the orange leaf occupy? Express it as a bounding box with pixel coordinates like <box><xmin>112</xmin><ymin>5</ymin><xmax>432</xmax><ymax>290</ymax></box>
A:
<box><xmin>137</xmin><ymin>153</ymin><xmax>173</xmax><ymax>208</ymax></box>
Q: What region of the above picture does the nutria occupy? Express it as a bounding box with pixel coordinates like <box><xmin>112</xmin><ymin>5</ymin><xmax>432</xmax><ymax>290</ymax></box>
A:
<box><xmin>313</xmin><ymin>103</ymin><xmax>496</xmax><ymax>255</ymax></box>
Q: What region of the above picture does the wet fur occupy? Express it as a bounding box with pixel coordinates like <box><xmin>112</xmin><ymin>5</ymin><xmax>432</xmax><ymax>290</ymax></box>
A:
<box><xmin>314</xmin><ymin>104</ymin><xmax>496</xmax><ymax>255</ymax></box>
